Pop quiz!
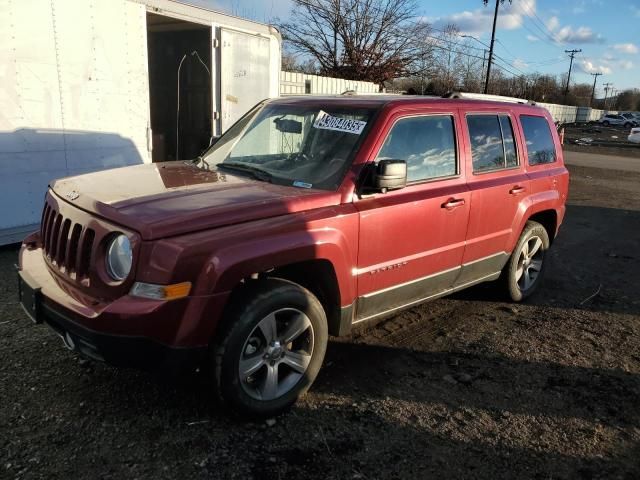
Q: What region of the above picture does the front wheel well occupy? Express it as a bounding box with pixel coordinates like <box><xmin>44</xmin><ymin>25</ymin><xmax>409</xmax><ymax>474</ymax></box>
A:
<box><xmin>267</xmin><ymin>260</ymin><xmax>341</xmax><ymax>336</ymax></box>
<box><xmin>222</xmin><ymin>259</ymin><xmax>342</xmax><ymax>338</ymax></box>
<box><xmin>527</xmin><ymin>210</ymin><xmax>557</xmax><ymax>243</ymax></box>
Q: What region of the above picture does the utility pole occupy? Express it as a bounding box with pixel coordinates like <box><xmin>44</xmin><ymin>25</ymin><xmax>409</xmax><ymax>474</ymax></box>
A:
<box><xmin>333</xmin><ymin>0</ymin><xmax>340</xmax><ymax>69</ymax></box>
<box><xmin>563</xmin><ymin>49</ymin><xmax>582</xmax><ymax>101</ymax></box>
<box><xmin>481</xmin><ymin>49</ymin><xmax>487</xmax><ymax>80</ymax></box>
<box><xmin>603</xmin><ymin>82</ymin><xmax>612</xmax><ymax>110</ymax></box>
<box><xmin>589</xmin><ymin>72</ymin><xmax>602</xmax><ymax>106</ymax></box>
<box><xmin>484</xmin><ymin>0</ymin><xmax>500</xmax><ymax>94</ymax></box>
<box><xmin>610</xmin><ymin>88</ymin><xmax>617</xmax><ymax>109</ymax></box>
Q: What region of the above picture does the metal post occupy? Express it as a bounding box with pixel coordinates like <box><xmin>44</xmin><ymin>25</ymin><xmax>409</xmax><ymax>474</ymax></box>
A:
<box><xmin>483</xmin><ymin>0</ymin><xmax>500</xmax><ymax>94</ymax></box>
<box><xmin>564</xmin><ymin>49</ymin><xmax>581</xmax><ymax>101</ymax></box>
<box><xmin>589</xmin><ymin>72</ymin><xmax>602</xmax><ymax>107</ymax></box>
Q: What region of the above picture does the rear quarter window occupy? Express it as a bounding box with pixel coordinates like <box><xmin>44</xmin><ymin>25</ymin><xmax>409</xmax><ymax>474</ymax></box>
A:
<box><xmin>520</xmin><ymin>115</ymin><xmax>557</xmax><ymax>165</ymax></box>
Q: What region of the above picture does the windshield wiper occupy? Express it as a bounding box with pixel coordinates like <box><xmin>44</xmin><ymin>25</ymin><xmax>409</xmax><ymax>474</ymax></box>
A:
<box><xmin>218</xmin><ymin>162</ymin><xmax>272</xmax><ymax>182</ymax></box>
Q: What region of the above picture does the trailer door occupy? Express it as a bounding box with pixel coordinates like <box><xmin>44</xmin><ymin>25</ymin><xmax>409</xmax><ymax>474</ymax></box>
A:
<box><xmin>0</xmin><ymin>0</ymin><xmax>151</xmax><ymax>245</ymax></box>
<box><xmin>220</xmin><ymin>29</ymin><xmax>271</xmax><ymax>132</ymax></box>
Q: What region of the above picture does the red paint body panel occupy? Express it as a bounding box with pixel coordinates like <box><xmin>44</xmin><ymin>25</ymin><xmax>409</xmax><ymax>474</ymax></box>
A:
<box><xmin>19</xmin><ymin>95</ymin><xmax>569</xmax><ymax>354</ymax></box>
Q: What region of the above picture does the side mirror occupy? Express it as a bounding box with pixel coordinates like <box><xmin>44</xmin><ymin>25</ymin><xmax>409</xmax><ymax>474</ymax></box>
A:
<box><xmin>373</xmin><ymin>159</ymin><xmax>407</xmax><ymax>192</ymax></box>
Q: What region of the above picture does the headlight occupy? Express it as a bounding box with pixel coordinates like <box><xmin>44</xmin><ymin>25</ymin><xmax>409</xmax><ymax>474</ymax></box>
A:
<box><xmin>105</xmin><ymin>234</ymin><xmax>132</xmax><ymax>281</ymax></box>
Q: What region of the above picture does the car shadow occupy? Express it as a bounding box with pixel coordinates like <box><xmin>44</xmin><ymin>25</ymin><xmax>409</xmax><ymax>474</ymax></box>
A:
<box><xmin>450</xmin><ymin>203</ymin><xmax>640</xmax><ymax>317</ymax></box>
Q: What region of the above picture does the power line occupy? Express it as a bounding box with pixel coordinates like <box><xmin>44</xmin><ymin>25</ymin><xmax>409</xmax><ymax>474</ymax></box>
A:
<box><xmin>519</xmin><ymin>1</ymin><xmax>562</xmax><ymax>45</ymax></box>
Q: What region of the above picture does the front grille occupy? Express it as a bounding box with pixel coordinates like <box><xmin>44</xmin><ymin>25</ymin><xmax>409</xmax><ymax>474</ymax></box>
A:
<box><xmin>41</xmin><ymin>202</ymin><xmax>95</xmax><ymax>279</ymax></box>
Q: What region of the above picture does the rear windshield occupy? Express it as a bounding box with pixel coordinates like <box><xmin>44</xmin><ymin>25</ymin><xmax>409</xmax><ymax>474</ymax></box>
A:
<box><xmin>203</xmin><ymin>103</ymin><xmax>376</xmax><ymax>190</ymax></box>
<box><xmin>520</xmin><ymin>115</ymin><xmax>557</xmax><ymax>165</ymax></box>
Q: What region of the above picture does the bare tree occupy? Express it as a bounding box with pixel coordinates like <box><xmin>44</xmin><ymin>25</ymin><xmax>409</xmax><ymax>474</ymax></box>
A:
<box><xmin>279</xmin><ymin>0</ymin><xmax>432</xmax><ymax>85</ymax></box>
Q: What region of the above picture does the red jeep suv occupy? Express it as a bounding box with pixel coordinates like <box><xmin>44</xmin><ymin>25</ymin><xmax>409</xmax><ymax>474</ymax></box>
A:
<box><xmin>18</xmin><ymin>95</ymin><xmax>569</xmax><ymax>416</ymax></box>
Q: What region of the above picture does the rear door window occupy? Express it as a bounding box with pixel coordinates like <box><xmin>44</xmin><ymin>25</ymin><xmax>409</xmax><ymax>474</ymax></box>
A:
<box><xmin>467</xmin><ymin>114</ymin><xmax>519</xmax><ymax>173</ymax></box>
<box><xmin>520</xmin><ymin>115</ymin><xmax>557</xmax><ymax>165</ymax></box>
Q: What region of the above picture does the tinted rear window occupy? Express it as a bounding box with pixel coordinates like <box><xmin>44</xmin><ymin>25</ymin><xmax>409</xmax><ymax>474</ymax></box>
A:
<box><xmin>467</xmin><ymin>114</ymin><xmax>519</xmax><ymax>173</ymax></box>
<box><xmin>520</xmin><ymin>115</ymin><xmax>556</xmax><ymax>165</ymax></box>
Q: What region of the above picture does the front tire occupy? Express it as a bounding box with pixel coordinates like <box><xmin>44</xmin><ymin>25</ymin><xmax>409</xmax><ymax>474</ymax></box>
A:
<box><xmin>504</xmin><ymin>221</ymin><xmax>550</xmax><ymax>302</ymax></box>
<box><xmin>214</xmin><ymin>279</ymin><xmax>328</xmax><ymax>417</ymax></box>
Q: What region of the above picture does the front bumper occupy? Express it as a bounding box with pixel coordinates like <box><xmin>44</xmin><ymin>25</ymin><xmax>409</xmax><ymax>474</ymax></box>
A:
<box><xmin>17</xmin><ymin>245</ymin><xmax>216</xmax><ymax>371</ymax></box>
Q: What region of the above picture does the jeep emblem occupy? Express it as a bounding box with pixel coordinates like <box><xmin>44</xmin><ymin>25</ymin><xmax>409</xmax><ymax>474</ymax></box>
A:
<box><xmin>66</xmin><ymin>190</ymin><xmax>79</xmax><ymax>201</ymax></box>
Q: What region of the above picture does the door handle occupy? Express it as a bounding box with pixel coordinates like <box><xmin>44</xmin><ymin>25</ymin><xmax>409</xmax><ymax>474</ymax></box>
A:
<box><xmin>509</xmin><ymin>186</ymin><xmax>526</xmax><ymax>195</ymax></box>
<box><xmin>441</xmin><ymin>198</ymin><xmax>465</xmax><ymax>209</ymax></box>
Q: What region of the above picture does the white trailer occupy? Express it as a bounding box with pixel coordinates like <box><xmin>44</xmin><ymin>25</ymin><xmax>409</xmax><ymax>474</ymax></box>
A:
<box><xmin>0</xmin><ymin>0</ymin><xmax>281</xmax><ymax>244</ymax></box>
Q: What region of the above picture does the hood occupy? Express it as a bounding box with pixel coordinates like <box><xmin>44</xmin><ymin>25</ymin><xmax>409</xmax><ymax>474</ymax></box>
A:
<box><xmin>50</xmin><ymin>162</ymin><xmax>341</xmax><ymax>239</ymax></box>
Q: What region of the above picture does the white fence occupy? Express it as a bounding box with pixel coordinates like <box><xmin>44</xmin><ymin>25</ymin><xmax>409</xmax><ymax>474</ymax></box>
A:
<box><xmin>537</xmin><ymin>103</ymin><xmax>613</xmax><ymax>124</ymax></box>
<box><xmin>280</xmin><ymin>71</ymin><xmax>379</xmax><ymax>95</ymax></box>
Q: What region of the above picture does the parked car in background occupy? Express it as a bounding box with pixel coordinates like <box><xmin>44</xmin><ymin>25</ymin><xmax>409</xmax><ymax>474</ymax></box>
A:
<box><xmin>599</xmin><ymin>113</ymin><xmax>638</xmax><ymax>128</ymax></box>
<box><xmin>621</xmin><ymin>112</ymin><xmax>640</xmax><ymax>125</ymax></box>
<box><xmin>18</xmin><ymin>95</ymin><xmax>569</xmax><ymax>416</ymax></box>
<box><xmin>629</xmin><ymin>127</ymin><xmax>640</xmax><ymax>144</ymax></box>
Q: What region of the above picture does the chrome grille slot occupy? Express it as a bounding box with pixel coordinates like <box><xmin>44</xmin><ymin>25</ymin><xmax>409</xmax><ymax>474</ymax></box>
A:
<box><xmin>49</xmin><ymin>214</ymin><xmax>63</xmax><ymax>262</ymax></box>
<box><xmin>44</xmin><ymin>208</ymin><xmax>56</xmax><ymax>254</ymax></box>
<box><xmin>67</xmin><ymin>224</ymin><xmax>82</xmax><ymax>272</ymax></box>
<box><xmin>57</xmin><ymin>219</ymin><xmax>71</xmax><ymax>267</ymax></box>
<box><xmin>78</xmin><ymin>228</ymin><xmax>95</xmax><ymax>278</ymax></box>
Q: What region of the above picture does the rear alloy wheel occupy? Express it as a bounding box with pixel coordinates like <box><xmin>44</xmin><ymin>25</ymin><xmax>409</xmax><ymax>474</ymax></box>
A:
<box><xmin>504</xmin><ymin>221</ymin><xmax>550</xmax><ymax>302</ymax></box>
<box><xmin>214</xmin><ymin>279</ymin><xmax>327</xmax><ymax>417</ymax></box>
<box><xmin>603</xmin><ymin>120</ymin><xmax>610</xmax><ymax>126</ymax></box>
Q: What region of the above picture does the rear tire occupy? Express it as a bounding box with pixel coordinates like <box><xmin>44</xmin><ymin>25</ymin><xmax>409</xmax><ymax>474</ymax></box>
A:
<box><xmin>503</xmin><ymin>221</ymin><xmax>550</xmax><ymax>302</ymax></box>
<box><xmin>602</xmin><ymin>120</ymin><xmax>610</xmax><ymax>126</ymax></box>
<box><xmin>213</xmin><ymin>279</ymin><xmax>328</xmax><ymax>417</ymax></box>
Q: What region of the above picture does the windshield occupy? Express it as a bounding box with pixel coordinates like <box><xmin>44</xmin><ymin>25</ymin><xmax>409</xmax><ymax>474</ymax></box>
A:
<box><xmin>203</xmin><ymin>103</ymin><xmax>376</xmax><ymax>190</ymax></box>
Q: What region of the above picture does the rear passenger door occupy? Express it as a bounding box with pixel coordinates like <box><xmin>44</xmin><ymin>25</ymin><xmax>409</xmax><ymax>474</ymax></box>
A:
<box><xmin>456</xmin><ymin>111</ymin><xmax>529</xmax><ymax>286</ymax></box>
<box><xmin>354</xmin><ymin>110</ymin><xmax>469</xmax><ymax>323</ymax></box>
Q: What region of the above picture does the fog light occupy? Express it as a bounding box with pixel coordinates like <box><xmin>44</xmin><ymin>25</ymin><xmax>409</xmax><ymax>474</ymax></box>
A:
<box><xmin>130</xmin><ymin>281</ymin><xmax>191</xmax><ymax>301</ymax></box>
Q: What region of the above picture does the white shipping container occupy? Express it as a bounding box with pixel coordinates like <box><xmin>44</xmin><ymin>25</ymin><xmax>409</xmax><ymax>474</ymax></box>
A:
<box><xmin>0</xmin><ymin>0</ymin><xmax>281</xmax><ymax>244</ymax></box>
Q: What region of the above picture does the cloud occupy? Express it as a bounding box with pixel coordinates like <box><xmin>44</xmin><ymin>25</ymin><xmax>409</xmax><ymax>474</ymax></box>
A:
<box><xmin>613</xmin><ymin>43</ymin><xmax>639</xmax><ymax>54</ymax></box>
<box><xmin>430</xmin><ymin>0</ymin><xmax>536</xmax><ymax>35</ymax></box>
<box><xmin>579</xmin><ymin>59</ymin><xmax>612</xmax><ymax>75</ymax></box>
<box><xmin>619</xmin><ymin>60</ymin><xmax>634</xmax><ymax>70</ymax></box>
<box><xmin>540</xmin><ymin>14</ymin><xmax>604</xmax><ymax>45</ymax></box>
<box><xmin>513</xmin><ymin>58</ymin><xmax>529</xmax><ymax>70</ymax></box>
<box><xmin>431</xmin><ymin>0</ymin><xmax>604</xmax><ymax>46</ymax></box>
<box><xmin>632</xmin><ymin>6</ymin><xmax>640</xmax><ymax>17</ymax></box>
<box><xmin>546</xmin><ymin>16</ymin><xmax>560</xmax><ymax>31</ymax></box>
<box><xmin>553</xmin><ymin>25</ymin><xmax>604</xmax><ymax>44</ymax></box>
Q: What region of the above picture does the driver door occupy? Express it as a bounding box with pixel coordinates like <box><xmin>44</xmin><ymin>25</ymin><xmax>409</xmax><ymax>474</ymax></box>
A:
<box><xmin>353</xmin><ymin>110</ymin><xmax>470</xmax><ymax>323</ymax></box>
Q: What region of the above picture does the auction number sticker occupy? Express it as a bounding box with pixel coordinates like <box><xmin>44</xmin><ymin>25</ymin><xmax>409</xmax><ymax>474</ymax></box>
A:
<box><xmin>313</xmin><ymin>110</ymin><xmax>367</xmax><ymax>135</ymax></box>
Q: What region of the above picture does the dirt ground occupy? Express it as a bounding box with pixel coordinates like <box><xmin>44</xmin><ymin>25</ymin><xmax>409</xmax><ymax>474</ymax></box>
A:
<box><xmin>563</xmin><ymin>123</ymin><xmax>640</xmax><ymax>158</ymax></box>
<box><xmin>1</xmin><ymin>163</ymin><xmax>639</xmax><ymax>479</ymax></box>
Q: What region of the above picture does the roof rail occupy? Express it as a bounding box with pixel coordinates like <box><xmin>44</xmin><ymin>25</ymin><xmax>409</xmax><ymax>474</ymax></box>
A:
<box><xmin>341</xmin><ymin>90</ymin><xmax>358</xmax><ymax>96</ymax></box>
<box><xmin>442</xmin><ymin>91</ymin><xmax>536</xmax><ymax>105</ymax></box>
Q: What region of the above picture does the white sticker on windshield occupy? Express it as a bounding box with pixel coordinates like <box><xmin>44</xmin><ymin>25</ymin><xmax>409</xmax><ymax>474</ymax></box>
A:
<box><xmin>313</xmin><ymin>110</ymin><xmax>367</xmax><ymax>135</ymax></box>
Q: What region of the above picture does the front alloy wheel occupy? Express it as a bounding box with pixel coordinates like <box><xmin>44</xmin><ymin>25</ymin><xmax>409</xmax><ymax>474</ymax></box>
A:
<box><xmin>239</xmin><ymin>308</ymin><xmax>314</xmax><ymax>401</ymax></box>
<box><xmin>214</xmin><ymin>279</ymin><xmax>328</xmax><ymax>417</ymax></box>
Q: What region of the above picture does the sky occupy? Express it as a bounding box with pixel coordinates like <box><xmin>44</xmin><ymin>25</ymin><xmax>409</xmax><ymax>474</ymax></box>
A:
<box><xmin>187</xmin><ymin>0</ymin><xmax>640</xmax><ymax>97</ymax></box>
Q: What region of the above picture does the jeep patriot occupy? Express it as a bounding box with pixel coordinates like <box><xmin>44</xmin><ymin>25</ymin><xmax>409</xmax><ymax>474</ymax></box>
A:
<box><xmin>18</xmin><ymin>95</ymin><xmax>569</xmax><ymax>416</ymax></box>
